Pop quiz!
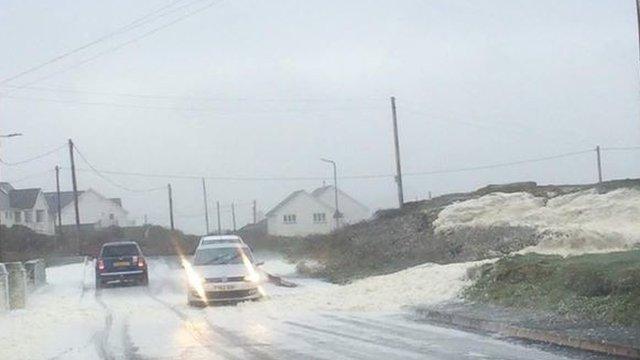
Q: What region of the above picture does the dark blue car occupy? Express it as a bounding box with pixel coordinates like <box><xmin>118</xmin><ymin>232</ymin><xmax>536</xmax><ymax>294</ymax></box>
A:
<box><xmin>95</xmin><ymin>241</ymin><xmax>149</xmax><ymax>288</ymax></box>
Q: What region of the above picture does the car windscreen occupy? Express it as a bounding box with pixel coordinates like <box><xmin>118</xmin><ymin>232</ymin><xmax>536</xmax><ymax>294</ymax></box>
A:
<box><xmin>101</xmin><ymin>244</ymin><xmax>139</xmax><ymax>257</ymax></box>
<box><xmin>201</xmin><ymin>239</ymin><xmax>240</xmax><ymax>246</ymax></box>
<box><xmin>194</xmin><ymin>247</ymin><xmax>253</xmax><ymax>266</ymax></box>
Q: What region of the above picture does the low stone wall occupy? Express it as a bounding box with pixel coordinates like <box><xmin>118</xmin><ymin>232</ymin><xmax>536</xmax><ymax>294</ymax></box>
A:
<box><xmin>0</xmin><ymin>258</ymin><xmax>49</xmax><ymax>312</ymax></box>
<box><xmin>4</xmin><ymin>262</ymin><xmax>26</xmax><ymax>310</ymax></box>
<box><xmin>24</xmin><ymin>259</ymin><xmax>46</xmax><ymax>289</ymax></box>
<box><xmin>0</xmin><ymin>264</ymin><xmax>9</xmax><ymax>312</ymax></box>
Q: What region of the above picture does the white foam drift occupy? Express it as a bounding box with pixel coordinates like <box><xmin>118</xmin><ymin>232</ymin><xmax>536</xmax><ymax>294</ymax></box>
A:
<box><xmin>434</xmin><ymin>188</ymin><xmax>640</xmax><ymax>255</ymax></box>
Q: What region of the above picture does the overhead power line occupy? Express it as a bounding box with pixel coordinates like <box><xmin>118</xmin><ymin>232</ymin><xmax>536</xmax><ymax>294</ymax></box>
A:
<box><xmin>403</xmin><ymin>149</ymin><xmax>596</xmax><ymax>176</ymax></box>
<box><xmin>0</xmin><ymin>84</ymin><xmax>382</xmax><ymax>104</ymax></box>
<box><xmin>73</xmin><ymin>167</ymin><xmax>330</xmax><ymax>181</ymax></box>
<box><xmin>71</xmin><ymin>144</ymin><xmax>166</xmax><ymax>193</ymax></box>
<box><xmin>0</xmin><ymin>0</ymin><xmax>209</xmax><ymax>86</ymax></box>
<box><xmin>601</xmin><ymin>146</ymin><xmax>640</xmax><ymax>151</ymax></box>
<box><xmin>0</xmin><ymin>143</ymin><xmax>66</xmax><ymax>166</ymax></box>
<box><xmin>44</xmin><ymin>145</ymin><xmax>640</xmax><ymax>190</ymax></box>
<box><xmin>9</xmin><ymin>0</ymin><xmax>220</xmax><ymax>90</ymax></box>
<box><xmin>62</xmin><ymin>148</ymin><xmax>607</xmax><ymax>183</ymax></box>
<box><xmin>4</xmin><ymin>169</ymin><xmax>56</xmax><ymax>184</ymax></box>
<box><xmin>0</xmin><ymin>94</ymin><xmax>379</xmax><ymax>115</ymax></box>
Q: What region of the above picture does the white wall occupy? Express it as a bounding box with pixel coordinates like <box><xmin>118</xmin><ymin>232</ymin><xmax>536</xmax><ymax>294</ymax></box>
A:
<box><xmin>60</xmin><ymin>190</ymin><xmax>131</xmax><ymax>228</ymax></box>
<box><xmin>314</xmin><ymin>188</ymin><xmax>370</xmax><ymax>225</ymax></box>
<box><xmin>28</xmin><ymin>193</ymin><xmax>55</xmax><ymax>235</ymax></box>
<box><xmin>1</xmin><ymin>192</ymin><xmax>55</xmax><ymax>235</ymax></box>
<box><xmin>267</xmin><ymin>193</ymin><xmax>334</xmax><ymax>237</ymax></box>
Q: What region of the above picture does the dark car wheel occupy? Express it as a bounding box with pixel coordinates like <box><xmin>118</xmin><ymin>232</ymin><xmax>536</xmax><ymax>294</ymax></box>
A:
<box><xmin>188</xmin><ymin>300</ymin><xmax>206</xmax><ymax>308</ymax></box>
<box><xmin>140</xmin><ymin>274</ymin><xmax>149</xmax><ymax>286</ymax></box>
<box><xmin>95</xmin><ymin>277</ymin><xmax>103</xmax><ymax>289</ymax></box>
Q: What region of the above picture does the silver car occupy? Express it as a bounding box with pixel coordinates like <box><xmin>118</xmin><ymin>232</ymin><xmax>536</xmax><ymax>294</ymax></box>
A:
<box><xmin>187</xmin><ymin>243</ymin><xmax>263</xmax><ymax>306</ymax></box>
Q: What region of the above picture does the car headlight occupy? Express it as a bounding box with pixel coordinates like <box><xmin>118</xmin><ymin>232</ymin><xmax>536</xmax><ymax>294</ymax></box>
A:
<box><xmin>244</xmin><ymin>272</ymin><xmax>261</xmax><ymax>283</ymax></box>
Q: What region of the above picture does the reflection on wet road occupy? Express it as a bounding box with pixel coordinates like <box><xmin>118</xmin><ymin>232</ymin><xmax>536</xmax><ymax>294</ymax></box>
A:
<box><xmin>0</xmin><ymin>257</ymin><xmax>602</xmax><ymax>359</ymax></box>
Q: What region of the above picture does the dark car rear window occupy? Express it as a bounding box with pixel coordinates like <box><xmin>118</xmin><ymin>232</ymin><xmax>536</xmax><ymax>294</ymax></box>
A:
<box><xmin>101</xmin><ymin>244</ymin><xmax>139</xmax><ymax>257</ymax></box>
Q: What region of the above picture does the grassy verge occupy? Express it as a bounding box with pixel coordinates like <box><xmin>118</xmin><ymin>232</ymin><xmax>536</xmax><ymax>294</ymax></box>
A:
<box><xmin>464</xmin><ymin>251</ymin><xmax>640</xmax><ymax>326</ymax></box>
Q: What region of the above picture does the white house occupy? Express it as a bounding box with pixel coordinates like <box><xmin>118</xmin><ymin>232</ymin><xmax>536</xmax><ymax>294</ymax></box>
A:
<box><xmin>265</xmin><ymin>186</ymin><xmax>370</xmax><ymax>237</ymax></box>
<box><xmin>0</xmin><ymin>182</ymin><xmax>56</xmax><ymax>235</ymax></box>
<box><xmin>44</xmin><ymin>188</ymin><xmax>133</xmax><ymax>228</ymax></box>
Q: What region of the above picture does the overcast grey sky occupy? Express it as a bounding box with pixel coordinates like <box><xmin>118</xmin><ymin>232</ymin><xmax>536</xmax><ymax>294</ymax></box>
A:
<box><xmin>1</xmin><ymin>0</ymin><xmax>639</xmax><ymax>234</ymax></box>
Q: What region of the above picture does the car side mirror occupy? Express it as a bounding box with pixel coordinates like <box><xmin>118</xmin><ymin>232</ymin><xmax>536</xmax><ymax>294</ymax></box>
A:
<box><xmin>255</xmin><ymin>261</ymin><xmax>264</xmax><ymax>266</ymax></box>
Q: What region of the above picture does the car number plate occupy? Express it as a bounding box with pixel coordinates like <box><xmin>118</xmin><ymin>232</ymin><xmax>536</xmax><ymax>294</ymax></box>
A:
<box><xmin>114</xmin><ymin>261</ymin><xmax>130</xmax><ymax>267</ymax></box>
<box><xmin>213</xmin><ymin>285</ymin><xmax>235</xmax><ymax>291</ymax></box>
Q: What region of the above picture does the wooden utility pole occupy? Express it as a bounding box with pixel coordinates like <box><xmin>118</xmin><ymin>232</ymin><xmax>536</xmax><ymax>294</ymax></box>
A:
<box><xmin>231</xmin><ymin>202</ymin><xmax>236</xmax><ymax>232</ymax></box>
<box><xmin>390</xmin><ymin>96</ymin><xmax>404</xmax><ymax>208</ymax></box>
<box><xmin>68</xmin><ymin>139</ymin><xmax>81</xmax><ymax>253</ymax></box>
<box><xmin>201</xmin><ymin>178</ymin><xmax>210</xmax><ymax>234</ymax></box>
<box><xmin>216</xmin><ymin>201</ymin><xmax>221</xmax><ymax>234</ymax></box>
<box><xmin>167</xmin><ymin>184</ymin><xmax>174</xmax><ymax>230</ymax></box>
<box><xmin>596</xmin><ymin>145</ymin><xmax>603</xmax><ymax>184</ymax></box>
<box><xmin>636</xmin><ymin>0</ymin><xmax>640</xmax><ymax>61</ymax></box>
<box><xmin>55</xmin><ymin>165</ymin><xmax>63</xmax><ymax>234</ymax></box>
<box><xmin>252</xmin><ymin>200</ymin><xmax>257</xmax><ymax>224</ymax></box>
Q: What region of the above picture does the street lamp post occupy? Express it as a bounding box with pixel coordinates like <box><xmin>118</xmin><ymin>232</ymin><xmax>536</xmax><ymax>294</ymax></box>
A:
<box><xmin>0</xmin><ymin>132</ymin><xmax>24</xmax><ymax>181</ymax></box>
<box><xmin>320</xmin><ymin>158</ymin><xmax>341</xmax><ymax>229</ymax></box>
<box><xmin>0</xmin><ymin>132</ymin><xmax>24</xmax><ymax>262</ymax></box>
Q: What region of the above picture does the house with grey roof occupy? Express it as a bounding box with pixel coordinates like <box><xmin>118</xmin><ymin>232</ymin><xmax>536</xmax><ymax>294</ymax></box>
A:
<box><xmin>44</xmin><ymin>188</ymin><xmax>132</xmax><ymax>228</ymax></box>
<box><xmin>0</xmin><ymin>182</ymin><xmax>55</xmax><ymax>235</ymax></box>
<box><xmin>265</xmin><ymin>185</ymin><xmax>370</xmax><ymax>237</ymax></box>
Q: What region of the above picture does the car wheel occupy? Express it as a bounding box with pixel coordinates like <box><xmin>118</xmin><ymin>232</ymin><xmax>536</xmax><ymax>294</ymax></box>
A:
<box><xmin>95</xmin><ymin>277</ymin><xmax>102</xmax><ymax>289</ymax></box>
<box><xmin>188</xmin><ymin>300</ymin><xmax>206</xmax><ymax>308</ymax></box>
<box><xmin>140</xmin><ymin>274</ymin><xmax>149</xmax><ymax>287</ymax></box>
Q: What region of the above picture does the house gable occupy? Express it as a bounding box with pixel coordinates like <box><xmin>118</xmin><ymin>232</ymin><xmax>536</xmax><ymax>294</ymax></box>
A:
<box><xmin>57</xmin><ymin>188</ymin><xmax>130</xmax><ymax>227</ymax></box>
<box><xmin>266</xmin><ymin>190</ymin><xmax>335</xmax><ymax>237</ymax></box>
<box><xmin>44</xmin><ymin>191</ymin><xmax>84</xmax><ymax>215</ymax></box>
<box><xmin>311</xmin><ymin>185</ymin><xmax>370</xmax><ymax>224</ymax></box>
<box><xmin>9</xmin><ymin>188</ymin><xmax>41</xmax><ymax>209</ymax></box>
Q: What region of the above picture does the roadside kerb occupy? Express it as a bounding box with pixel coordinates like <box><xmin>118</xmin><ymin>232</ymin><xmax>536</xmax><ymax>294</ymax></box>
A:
<box><xmin>413</xmin><ymin>307</ymin><xmax>640</xmax><ymax>359</ymax></box>
<box><xmin>4</xmin><ymin>262</ymin><xmax>27</xmax><ymax>310</ymax></box>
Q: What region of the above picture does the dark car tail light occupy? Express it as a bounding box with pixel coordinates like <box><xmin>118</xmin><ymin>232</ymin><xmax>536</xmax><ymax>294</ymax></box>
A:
<box><xmin>97</xmin><ymin>259</ymin><xmax>105</xmax><ymax>271</ymax></box>
<box><xmin>137</xmin><ymin>257</ymin><xmax>146</xmax><ymax>268</ymax></box>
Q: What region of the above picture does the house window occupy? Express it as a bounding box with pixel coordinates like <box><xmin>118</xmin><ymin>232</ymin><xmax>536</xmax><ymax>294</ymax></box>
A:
<box><xmin>109</xmin><ymin>213</ymin><xmax>115</xmax><ymax>220</ymax></box>
<box><xmin>313</xmin><ymin>213</ymin><xmax>327</xmax><ymax>223</ymax></box>
<box><xmin>14</xmin><ymin>211</ymin><xmax>22</xmax><ymax>223</ymax></box>
<box><xmin>24</xmin><ymin>210</ymin><xmax>33</xmax><ymax>223</ymax></box>
<box><xmin>4</xmin><ymin>211</ymin><xmax>10</xmax><ymax>219</ymax></box>
<box><xmin>283</xmin><ymin>214</ymin><xmax>297</xmax><ymax>224</ymax></box>
<box><xmin>36</xmin><ymin>210</ymin><xmax>45</xmax><ymax>223</ymax></box>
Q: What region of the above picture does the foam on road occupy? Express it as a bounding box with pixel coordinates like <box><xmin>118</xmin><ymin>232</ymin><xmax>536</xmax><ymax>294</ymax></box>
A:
<box><xmin>0</xmin><ymin>257</ymin><xmax>584</xmax><ymax>359</ymax></box>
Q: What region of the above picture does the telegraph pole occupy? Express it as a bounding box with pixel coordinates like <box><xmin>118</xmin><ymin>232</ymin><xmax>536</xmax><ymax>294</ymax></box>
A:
<box><xmin>596</xmin><ymin>145</ymin><xmax>603</xmax><ymax>184</ymax></box>
<box><xmin>167</xmin><ymin>184</ymin><xmax>174</xmax><ymax>230</ymax></box>
<box><xmin>201</xmin><ymin>178</ymin><xmax>210</xmax><ymax>234</ymax></box>
<box><xmin>636</xmin><ymin>0</ymin><xmax>640</xmax><ymax>62</ymax></box>
<box><xmin>231</xmin><ymin>202</ymin><xmax>237</xmax><ymax>232</ymax></box>
<box><xmin>55</xmin><ymin>165</ymin><xmax>63</xmax><ymax>235</ymax></box>
<box><xmin>216</xmin><ymin>201</ymin><xmax>221</xmax><ymax>234</ymax></box>
<box><xmin>68</xmin><ymin>139</ymin><xmax>81</xmax><ymax>253</ymax></box>
<box><xmin>390</xmin><ymin>96</ymin><xmax>404</xmax><ymax>208</ymax></box>
<box><xmin>252</xmin><ymin>200</ymin><xmax>257</xmax><ymax>224</ymax></box>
